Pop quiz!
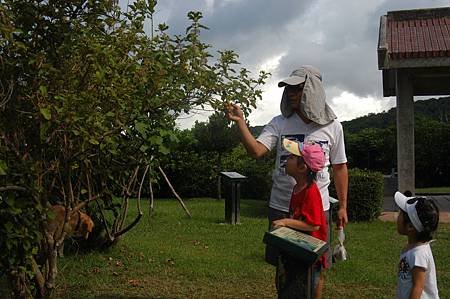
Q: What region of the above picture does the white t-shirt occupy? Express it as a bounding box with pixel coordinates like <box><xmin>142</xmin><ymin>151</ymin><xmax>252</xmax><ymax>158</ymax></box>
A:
<box><xmin>256</xmin><ymin>114</ymin><xmax>347</xmax><ymax>212</ymax></box>
<box><xmin>397</xmin><ymin>243</ymin><xmax>439</xmax><ymax>299</ymax></box>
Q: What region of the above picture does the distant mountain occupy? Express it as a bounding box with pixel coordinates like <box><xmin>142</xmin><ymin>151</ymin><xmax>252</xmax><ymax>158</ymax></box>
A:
<box><xmin>248</xmin><ymin>97</ymin><xmax>450</xmax><ymax>135</ymax></box>
<box><xmin>342</xmin><ymin>96</ymin><xmax>450</xmax><ymax>133</ymax></box>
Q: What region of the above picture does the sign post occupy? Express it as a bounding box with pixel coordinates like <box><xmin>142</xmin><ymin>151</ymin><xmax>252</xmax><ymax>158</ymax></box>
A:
<box><xmin>220</xmin><ymin>171</ymin><xmax>246</xmax><ymax>225</ymax></box>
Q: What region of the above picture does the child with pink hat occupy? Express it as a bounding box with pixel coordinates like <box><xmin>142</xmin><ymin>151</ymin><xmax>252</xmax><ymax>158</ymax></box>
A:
<box><xmin>272</xmin><ymin>138</ymin><xmax>327</xmax><ymax>298</ymax></box>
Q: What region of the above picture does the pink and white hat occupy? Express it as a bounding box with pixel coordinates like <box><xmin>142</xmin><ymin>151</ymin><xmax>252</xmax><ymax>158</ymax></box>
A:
<box><xmin>282</xmin><ymin>138</ymin><xmax>325</xmax><ymax>172</ymax></box>
<box><xmin>394</xmin><ymin>192</ymin><xmax>424</xmax><ymax>232</ymax></box>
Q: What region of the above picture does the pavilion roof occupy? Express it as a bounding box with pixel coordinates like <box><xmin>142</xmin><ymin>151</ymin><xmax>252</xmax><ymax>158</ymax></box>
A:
<box><xmin>378</xmin><ymin>7</ymin><xmax>450</xmax><ymax>69</ymax></box>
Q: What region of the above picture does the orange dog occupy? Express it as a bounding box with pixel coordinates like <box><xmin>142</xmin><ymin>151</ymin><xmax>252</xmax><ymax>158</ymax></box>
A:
<box><xmin>45</xmin><ymin>205</ymin><xmax>94</xmax><ymax>256</ymax></box>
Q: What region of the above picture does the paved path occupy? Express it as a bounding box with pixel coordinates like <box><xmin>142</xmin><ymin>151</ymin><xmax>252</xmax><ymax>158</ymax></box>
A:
<box><xmin>383</xmin><ymin>195</ymin><xmax>450</xmax><ymax>212</ymax></box>
<box><xmin>379</xmin><ymin>195</ymin><xmax>450</xmax><ymax>223</ymax></box>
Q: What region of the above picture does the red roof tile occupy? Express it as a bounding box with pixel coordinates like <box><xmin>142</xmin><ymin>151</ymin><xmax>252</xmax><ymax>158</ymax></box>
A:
<box><xmin>386</xmin><ymin>8</ymin><xmax>450</xmax><ymax>60</ymax></box>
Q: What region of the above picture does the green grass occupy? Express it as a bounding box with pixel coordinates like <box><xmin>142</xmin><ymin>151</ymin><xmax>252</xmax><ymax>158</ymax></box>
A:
<box><xmin>416</xmin><ymin>186</ymin><xmax>450</xmax><ymax>194</ymax></box>
<box><xmin>5</xmin><ymin>198</ymin><xmax>448</xmax><ymax>298</ymax></box>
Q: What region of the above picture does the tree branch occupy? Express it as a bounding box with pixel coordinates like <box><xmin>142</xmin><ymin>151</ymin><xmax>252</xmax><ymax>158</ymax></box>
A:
<box><xmin>158</xmin><ymin>166</ymin><xmax>191</xmax><ymax>218</ymax></box>
<box><xmin>137</xmin><ymin>165</ymin><xmax>149</xmax><ymax>214</ymax></box>
<box><xmin>0</xmin><ymin>186</ymin><xmax>29</xmax><ymax>193</ymax></box>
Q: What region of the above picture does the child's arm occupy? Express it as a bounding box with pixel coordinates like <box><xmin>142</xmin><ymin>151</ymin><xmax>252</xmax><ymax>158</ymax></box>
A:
<box><xmin>272</xmin><ymin>218</ymin><xmax>319</xmax><ymax>232</ymax></box>
<box><xmin>409</xmin><ymin>266</ymin><xmax>426</xmax><ymax>299</ymax></box>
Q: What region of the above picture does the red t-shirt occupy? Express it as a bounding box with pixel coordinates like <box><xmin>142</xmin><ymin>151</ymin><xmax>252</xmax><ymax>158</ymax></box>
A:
<box><xmin>289</xmin><ymin>182</ymin><xmax>328</xmax><ymax>268</ymax></box>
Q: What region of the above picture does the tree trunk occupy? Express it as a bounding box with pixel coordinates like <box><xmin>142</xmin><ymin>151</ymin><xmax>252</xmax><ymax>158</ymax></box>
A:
<box><xmin>7</xmin><ymin>268</ymin><xmax>32</xmax><ymax>299</ymax></box>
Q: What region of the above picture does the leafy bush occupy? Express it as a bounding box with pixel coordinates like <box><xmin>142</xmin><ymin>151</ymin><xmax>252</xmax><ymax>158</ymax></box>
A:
<box><xmin>157</xmin><ymin>144</ymin><xmax>274</xmax><ymax>200</ymax></box>
<box><xmin>0</xmin><ymin>0</ymin><xmax>268</xmax><ymax>296</ymax></box>
<box><xmin>0</xmin><ymin>191</ymin><xmax>43</xmax><ymax>296</ymax></box>
<box><xmin>159</xmin><ymin>150</ymin><xmax>219</xmax><ymax>198</ymax></box>
<box><xmin>330</xmin><ymin>168</ymin><xmax>384</xmax><ymax>222</ymax></box>
<box><xmin>221</xmin><ymin>144</ymin><xmax>274</xmax><ymax>200</ymax></box>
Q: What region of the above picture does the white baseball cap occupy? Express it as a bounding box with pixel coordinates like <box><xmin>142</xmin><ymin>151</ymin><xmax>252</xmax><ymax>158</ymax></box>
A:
<box><xmin>394</xmin><ymin>191</ymin><xmax>425</xmax><ymax>232</ymax></box>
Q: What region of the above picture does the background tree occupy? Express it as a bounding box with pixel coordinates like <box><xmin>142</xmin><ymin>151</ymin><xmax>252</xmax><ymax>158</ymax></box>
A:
<box><xmin>157</xmin><ymin>116</ymin><xmax>274</xmax><ymax>200</ymax></box>
<box><xmin>414</xmin><ymin>117</ymin><xmax>450</xmax><ymax>187</ymax></box>
<box><xmin>192</xmin><ymin>112</ymin><xmax>240</xmax><ymax>198</ymax></box>
<box><xmin>192</xmin><ymin>112</ymin><xmax>240</xmax><ymax>154</ymax></box>
<box><xmin>159</xmin><ymin>113</ymin><xmax>240</xmax><ymax>198</ymax></box>
<box><xmin>345</xmin><ymin>126</ymin><xmax>396</xmax><ymax>173</ymax></box>
<box><xmin>0</xmin><ymin>0</ymin><xmax>268</xmax><ymax>297</ymax></box>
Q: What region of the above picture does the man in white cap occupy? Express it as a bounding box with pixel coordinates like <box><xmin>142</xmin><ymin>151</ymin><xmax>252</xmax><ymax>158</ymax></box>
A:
<box><xmin>226</xmin><ymin>65</ymin><xmax>348</xmax><ymax>266</ymax></box>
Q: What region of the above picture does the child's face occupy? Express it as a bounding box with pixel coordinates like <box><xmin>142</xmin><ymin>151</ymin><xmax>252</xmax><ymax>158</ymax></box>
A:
<box><xmin>285</xmin><ymin>154</ymin><xmax>306</xmax><ymax>177</ymax></box>
<box><xmin>397</xmin><ymin>211</ymin><xmax>414</xmax><ymax>236</ymax></box>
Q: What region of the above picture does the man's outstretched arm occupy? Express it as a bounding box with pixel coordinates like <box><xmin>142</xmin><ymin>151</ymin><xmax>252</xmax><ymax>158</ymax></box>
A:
<box><xmin>226</xmin><ymin>104</ymin><xmax>268</xmax><ymax>159</ymax></box>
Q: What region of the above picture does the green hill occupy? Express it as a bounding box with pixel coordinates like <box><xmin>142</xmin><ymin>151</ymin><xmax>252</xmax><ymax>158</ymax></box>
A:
<box><xmin>250</xmin><ymin>96</ymin><xmax>450</xmax><ymax>135</ymax></box>
<box><xmin>342</xmin><ymin>96</ymin><xmax>450</xmax><ymax>133</ymax></box>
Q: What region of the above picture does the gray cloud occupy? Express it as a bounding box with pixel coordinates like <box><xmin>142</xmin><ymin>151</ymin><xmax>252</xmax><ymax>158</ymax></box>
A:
<box><xmin>121</xmin><ymin>0</ymin><xmax>450</xmax><ymax>126</ymax></box>
<box><xmin>156</xmin><ymin>0</ymin><xmax>447</xmax><ymax>97</ymax></box>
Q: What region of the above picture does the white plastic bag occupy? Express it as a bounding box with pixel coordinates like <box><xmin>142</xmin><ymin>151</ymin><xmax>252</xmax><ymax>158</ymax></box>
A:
<box><xmin>332</xmin><ymin>227</ymin><xmax>347</xmax><ymax>262</ymax></box>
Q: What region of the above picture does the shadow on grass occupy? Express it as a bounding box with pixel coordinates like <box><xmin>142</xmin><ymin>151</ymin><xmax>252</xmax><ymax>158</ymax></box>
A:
<box><xmin>240</xmin><ymin>200</ymin><xmax>268</xmax><ymax>218</ymax></box>
<box><xmin>209</xmin><ymin>199</ymin><xmax>268</xmax><ymax>221</ymax></box>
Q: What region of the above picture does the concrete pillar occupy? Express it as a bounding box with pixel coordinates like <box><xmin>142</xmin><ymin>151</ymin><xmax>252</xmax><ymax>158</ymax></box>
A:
<box><xmin>395</xmin><ymin>70</ymin><xmax>415</xmax><ymax>194</ymax></box>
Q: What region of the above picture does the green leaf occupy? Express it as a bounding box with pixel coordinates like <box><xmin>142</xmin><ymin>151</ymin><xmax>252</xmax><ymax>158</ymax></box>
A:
<box><xmin>108</xmin><ymin>148</ymin><xmax>118</xmax><ymax>155</ymax></box>
<box><xmin>135</xmin><ymin>122</ymin><xmax>147</xmax><ymax>136</ymax></box>
<box><xmin>39</xmin><ymin>85</ymin><xmax>47</xmax><ymax>97</ymax></box>
<box><xmin>5</xmin><ymin>194</ymin><xmax>15</xmax><ymax>206</ymax></box>
<box><xmin>0</xmin><ymin>160</ymin><xmax>7</xmax><ymax>175</ymax></box>
<box><xmin>159</xmin><ymin>144</ymin><xmax>170</xmax><ymax>155</ymax></box>
<box><xmin>4</xmin><ymin>221</ymin><xmax>13</xmax><ymax>233</ymax></box>
<box><xmin>169</xmin><ymin>133</ymin><xmax>179</xmax><ymax>143</ymax></box>
<box><xmin>40</xmin><ymin>107</ymin><xmax>51</xmax><ymax>120</ymax></box>
<box><xmin>89</xmin><ymin>138</ymin><xmax>99</xmax><ymax>145</ymax></box>
<box><xmin>95</xmin><ymin>70</ymin><xmax>104</xmax><ymax>81</ymax></box>
<box><xmin>40</xmin><ymin>122</ymin><xmax>50</xmax><ymax>141</ymax></box>
<box><xmin>149</xmin><ymin>135</ymin><xmax>163</xmax><ymax>145</ymax></box>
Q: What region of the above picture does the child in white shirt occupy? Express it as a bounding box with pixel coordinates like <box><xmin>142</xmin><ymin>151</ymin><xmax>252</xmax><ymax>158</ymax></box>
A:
<box><xmin>394</xmin><ymin>192</ymin><xmax>440</xmax><ymax>299</ymax></box>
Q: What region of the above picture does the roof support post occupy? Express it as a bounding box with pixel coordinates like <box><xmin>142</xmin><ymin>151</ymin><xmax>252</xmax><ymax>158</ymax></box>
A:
<box><xmin>395</xmin><ymin>69</ymin><xmax>415</xmax><ymax>194</ymax></box>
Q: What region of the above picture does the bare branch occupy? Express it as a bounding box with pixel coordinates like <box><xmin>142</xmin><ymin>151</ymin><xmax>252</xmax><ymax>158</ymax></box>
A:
<box><xmin>158</xmin><ymin>166</ymin><xmax>191</xmax><ymax>218</ymax></box>
<box><xmin>31</xmin><ymin>257</ymin><xmax>45</xmax><ymax>298</ymax></box>
<box><xmin>118</xmin><ymin>165</ymin><xmax>140</xmax><ymax>230</ymax></box>
<box><xmin>149</xmin><ymin>166</ymin><xmax>155</xmax><ymax>217</ymax></box>
<box><xmin>0</xmin><ymin>79</ymin><xmax>14</xmax><ymax>109</ymax></box>
<box><xmin>95</xmin><ymin>199</ymin><xmax>114</xmax><ymax>242</ymax></box>
<box><xmin>137</xmin><ymin>165</ymin><xmax>149</xmax><ymax>214</ymax></box>
<box><xmin>113</xmin><ymin>212</ymin><xmax>143</xmax><ymax>238</ymax></box>
<box><xmin>0</xmin><ymin>186</ymin><xmax>29</xmax><ymax>193</ymax></box>
<box><xmin>72</xmin><ymin>193</ymin><xmax>100</xmax><ymax>212</ymax></box>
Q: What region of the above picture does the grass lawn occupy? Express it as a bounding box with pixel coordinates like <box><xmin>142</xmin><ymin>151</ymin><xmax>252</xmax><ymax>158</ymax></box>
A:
<box><xmin>48</xmin><ymin>198</ymin><xmax>450</xmax><ymax>298</ymax></box>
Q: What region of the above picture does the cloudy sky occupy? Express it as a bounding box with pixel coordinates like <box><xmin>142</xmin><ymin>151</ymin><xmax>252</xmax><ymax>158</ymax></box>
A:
<box><xmin>124</xmin><ymin>0</ymin><xmax>450</xmax><ymax>128</ymax></box>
